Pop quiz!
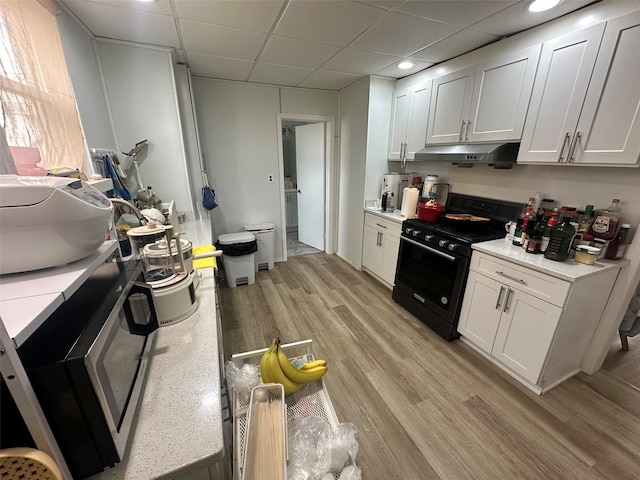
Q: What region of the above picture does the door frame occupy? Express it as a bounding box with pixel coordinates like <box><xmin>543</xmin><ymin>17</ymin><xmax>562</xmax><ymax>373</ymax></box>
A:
<box><xmin>276</xmin><ymin>113</ymin><xmax>337</xmax><ymax>261</ymax></box>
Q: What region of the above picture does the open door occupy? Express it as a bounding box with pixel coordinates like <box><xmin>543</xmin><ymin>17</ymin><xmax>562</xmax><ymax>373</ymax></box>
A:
<box><xmin>295</xmin><ymin>123</ymin><xmax>325</xmax><ymax>251</ymax></box>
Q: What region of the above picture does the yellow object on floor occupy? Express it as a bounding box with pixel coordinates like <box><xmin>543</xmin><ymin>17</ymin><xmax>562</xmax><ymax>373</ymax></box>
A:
<box><xmin>193</xmin><ymin>245</ymin><xmax>217</xmax><ymax>269</ymax></box>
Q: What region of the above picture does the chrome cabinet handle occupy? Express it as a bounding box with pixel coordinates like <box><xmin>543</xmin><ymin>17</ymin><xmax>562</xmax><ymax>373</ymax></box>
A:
<box><xmin>558</xmin><ymin>132</ymin><xmax>570</xmax><ymax>162</ymax></box>
<box><xmin>377</xmin><ymin>231</ymin><xmax>383</xmax><ymax>246</ymax></box>
<box><xmin>375</xmin><ymin>223</ymin><xmax>387</xmax><ymax>229</ymax></box>
<box><xmin>568</xmin><ymin>131</ymin><xmax>581</xmax><ymax>163</ymax></box>
<box><xmin>465</xmin><ymin>120</ymin><xmax>472</xmax><ymax>142</ymax></box>
<box><xmin>503</xmin><ymin>288</ymin><xmax>513</xmax><ymax>312</ymax></box>
<box><xmin>496</xmin><ymin>271</ymin><xmax>526</xmax><ymax>284</ymax></box>
<box><xmin>495</xmin><ymin>286</ymin><xmax>506</xmax><ymax>310</ymax></box>
<box><xmin>459</xmin><ymin>120</ymin><xmax>466</xmax><ymax>142</ymax></box>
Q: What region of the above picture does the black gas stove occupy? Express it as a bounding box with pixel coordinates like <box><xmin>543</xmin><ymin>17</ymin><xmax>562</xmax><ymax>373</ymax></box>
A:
<box><xmin>393</xmin><ymin>193</ymin><xmax>524</xmax><ymax>341</ymax></box>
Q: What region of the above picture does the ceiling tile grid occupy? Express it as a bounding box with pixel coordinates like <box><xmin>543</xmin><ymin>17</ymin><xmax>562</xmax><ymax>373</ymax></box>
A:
<box><xmin>60</xmin><ymin>0</ymin><xmax>601</xmax><ymax>91</ymax></box>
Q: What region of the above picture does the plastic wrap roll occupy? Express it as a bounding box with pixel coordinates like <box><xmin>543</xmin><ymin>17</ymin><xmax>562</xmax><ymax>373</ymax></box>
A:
<box><xmin>401</xmin><ymin>186</ymin><xmax>419</xmax><ymax>218</ymax></box>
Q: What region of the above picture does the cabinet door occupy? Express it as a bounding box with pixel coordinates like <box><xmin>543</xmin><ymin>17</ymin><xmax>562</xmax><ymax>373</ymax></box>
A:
<box><xmin>285</xmin><ymin>192</ymin><xmax>298</xmax><ymax>228</ymax></box>
<box><xmin>362</xmin><ymin>225</ymin><xmax>382</xmax><ymax>274</ymax></box>
<box><xmin>388</xmin><ymin>88</ymin><xmax>411</xmax><ymax>159</ymax></box>
<box><xmin>492</xmin><ymin>288</ymin><xmax>562</xmax><ymax>384</ymax></box>
<box><xmin>573</xmin><ymin>12</ymin><xmax>640</xmax><ymax>166</ymax></box>
<box><xmin>405</xmin><ymin>81</ymin><xmax>432</xmax><ymax>159</ymax></box>
<box><xmin>457</xmin><ymin>271</ymin><xmax>504</xmax><ymax>354</ymax></box>
<box><xmin>517</xmin><ymin>23</ymin><xmax>605</xmax><ymax>164</ymax></box>
<box><xmin>467</xmin><ymin>45</ymin><xmax>541</xmax><ymax>143</ymax></box>
<box><xmin>380</xmin><ymin>233</ymin><xmax>400</xmax><ymax>286</ymax></box>
<box><xmin>426</xmin><ymin>67</ymin><xmax>475</xmax><ymax>144</ymax></box>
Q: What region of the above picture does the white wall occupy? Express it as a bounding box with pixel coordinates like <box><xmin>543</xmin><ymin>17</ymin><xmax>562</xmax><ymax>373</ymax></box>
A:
<box><xmin>337</xmin><ymin>78</ymin><xmax>370</xmax><ymax>268</ymax></box>
<box><xmin>364</xmin><ymin>77</ymin><xmax>395</xmax><ymax>202</ymax></box>
<box><xmin>57</xmin><ymin>10</ymin><xmax>116</xmax><ymax>150</ymax></box>
<box><xmin>192</xmin><ymin>79</ymin><xmax>338</xmax><ymax>260</ymax></box>
<box><xmin>95</xmin><ymin>40</ymin><xmax>193</xmax><ymax>218</ymax></box>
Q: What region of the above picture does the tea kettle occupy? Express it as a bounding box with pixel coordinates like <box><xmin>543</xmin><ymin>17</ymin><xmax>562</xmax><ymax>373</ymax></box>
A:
<box><xmin>381</xmin><ymin>191</ymin><xmax>394</xmax><ymax>212</ymax></box>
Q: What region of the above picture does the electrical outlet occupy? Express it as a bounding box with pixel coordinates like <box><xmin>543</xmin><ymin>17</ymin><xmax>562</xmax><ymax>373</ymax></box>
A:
<box><xmin>268</xmin><ymin>174</ymin><xmax>274</xmax><ymax>183</ymax></box>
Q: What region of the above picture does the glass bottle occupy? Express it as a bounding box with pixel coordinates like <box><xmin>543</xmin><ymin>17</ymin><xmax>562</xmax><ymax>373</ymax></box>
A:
<box><xmin>514</xmin><ymin>205</ymin><xmax>536</xmax><ymax>247</ymax></box>
<box><xmin>577</xmin><ymin>205</ymin><xmax>594</xmax><ymax>233</ymax></box>
<box><xmin>539</xmin><ymin>215</ymin><xmax>558</xmax><ymax>254</ymax></box>
<box><xmin>544</xmin><ymin>212</ymin><xmax>576</xmax><ymax>262</ymax></box>
<box><xmin>605</xmin><ymin>223</ymin><xmax>631</xmax><ymax>260</ymax></box>
<box><xmin>589</xmin><ymin>199</ymin><xmax>622</xmax><ymax>240</ymax></box>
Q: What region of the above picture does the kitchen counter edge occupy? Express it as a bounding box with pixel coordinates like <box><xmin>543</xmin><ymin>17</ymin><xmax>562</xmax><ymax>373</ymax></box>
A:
<box><xmin>472</xmin><ymin>239</ymin><xmax>629</xmax><ymax>282</ymax></box>
<box><xmin>363</xmin><ymin>207</ymin><xmax>406</xmax><ymax>224</ymax></box>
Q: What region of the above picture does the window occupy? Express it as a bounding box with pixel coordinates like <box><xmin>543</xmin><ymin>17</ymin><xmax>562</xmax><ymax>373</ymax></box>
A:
<box><xmin>0</xmin><ymin>0</ymin><xmax>85</xmax><ymax>174</ymax></box>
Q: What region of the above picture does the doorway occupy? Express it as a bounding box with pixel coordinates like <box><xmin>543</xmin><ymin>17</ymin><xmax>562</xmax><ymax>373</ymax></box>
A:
<box><xmin>278</xmin><ymin>115</ymin><xmax>335</xmax><ymax>260</ymax></box>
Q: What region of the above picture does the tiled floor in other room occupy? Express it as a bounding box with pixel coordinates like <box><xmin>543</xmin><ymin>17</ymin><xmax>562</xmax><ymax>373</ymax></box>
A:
<box><xmin>287</xmin><ymin>229</ymin><xmax>322</xmax><ymax>257</ymax></box>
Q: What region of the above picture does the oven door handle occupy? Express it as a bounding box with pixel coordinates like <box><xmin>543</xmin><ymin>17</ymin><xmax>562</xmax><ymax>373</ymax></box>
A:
<box><xmin>402</xmin><ymin>236</ymin><xmax>457</xmax><ymax>262</ymax></box>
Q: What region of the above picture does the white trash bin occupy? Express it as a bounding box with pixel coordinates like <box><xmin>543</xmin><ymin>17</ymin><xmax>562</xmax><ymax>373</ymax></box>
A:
<box><xmin>244</xmin><ymin>223</ymin><xmax>275</xmax><ymax>271</ymax></box>
<box><xmin>218</xmin><ymin>232</ymin><xmax>257</xmax><ymax>287</ymax></box>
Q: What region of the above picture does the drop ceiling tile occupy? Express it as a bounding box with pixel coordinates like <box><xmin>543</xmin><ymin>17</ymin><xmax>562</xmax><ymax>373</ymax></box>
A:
<box><xmin>66</xmin><ymin>0</ymin><xmax>174</xmax><ymax>16</ymax></box>
<box><xmin>411</xmin><ymin>29</ymin><xmax>499</xmax><ymax>63</ymax></box>
<box><xmin>249</xmin><ymin>63</ymin><xmax>314</xmax><ymax>86</ymax></box>
<box><xmin>60</xmin><ymin>1</ymin><xmax>180</xmax><ymax>47</ymax></box>
<box><xmin>469</xmin><ymin>0</ymin><xmax>599</xmax><ymax>36</ymax></box>
<box><xmin>275</xmin><ymin>1</ymin><xmax>388</xmax><ymax>47</ymax></box>
<box><xmin>174</xmin><ymin>0</ymin><xmax>285</xmax><ymax>33</ymax></box>
<box><xmin>376</xmin><ymin>59</ymin><xmax>434</xmax><ymax>78</ymax></box>
<box><xmin>298</xmin><ymin>70</ymin><xmax>363</xmax><ymax>90</ymax></box>
<box><xmin>321</xmin><ymin>49</ymin><xmax>400</xmax><ymax>76</ymax></box>
<box><xmin>180</xmin><ymin>19</ymin><xmax>266</xmax><ymax>60</ymax></box>
<box><xmin>350</xmin><ymin>12</ymin><xmax>460</xmax><ymax>56</ymax></box>
<box><xmin>357</xmin><ymin>0</ymin><xmax>404</xmax><ymax>9</ymax></box>
<box><xmin>260</xmin><ymin>36</ymin><xmax>340</xmax><ymax>69</ymax></box>
<box><xmin>396</xmin><ymin>1</ymin><xmax>517</xmax><ymax>28</ymax></box>
<box><xmin>187</xmin><ymin>53</ymin><xmax>254</xmax><ymax>81</ymax></box>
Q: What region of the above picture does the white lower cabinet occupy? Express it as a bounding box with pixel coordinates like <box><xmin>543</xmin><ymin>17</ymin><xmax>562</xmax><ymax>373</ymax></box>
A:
<box><xmin>458</xmin><ymin>249</ymin><xmax>622</xmax><ymax>393</ymax></box>
<box><xmin>362</xmin><ymin>212</ymin><xmax>401</xmax><ymax>287</ymax></box>
<box><xmin>285</xmin><ymin>190</ymin><xmax>298</xmax><ymax>230</ymax></box>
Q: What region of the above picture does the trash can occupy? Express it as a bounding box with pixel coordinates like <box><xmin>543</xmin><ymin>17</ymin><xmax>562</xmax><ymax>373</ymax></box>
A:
<box><xmin>244</xmin><ymin>223</ymin><xmax>275</xmax><ymax>271</ymax></box>
<box><xmin>217</xmin><ymin>232</ymin><xmax>257</xmax><ymax>287</ymax></box>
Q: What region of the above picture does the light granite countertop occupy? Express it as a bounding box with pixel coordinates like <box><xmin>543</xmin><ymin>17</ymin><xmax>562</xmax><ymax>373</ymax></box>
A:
<box><xmin>363</xmin><ymin>207</ymin><xmax>407</xmax><ymax>224</ymax></box>
<box><xmin>92</xmin><ymin>221</ymin><xmax>224</xmax><ymax>480</ymax></box>
<box><xmin>473</xmin><ymin>238</ymin><xmax>628</xmax><ymax>282</ymax></box>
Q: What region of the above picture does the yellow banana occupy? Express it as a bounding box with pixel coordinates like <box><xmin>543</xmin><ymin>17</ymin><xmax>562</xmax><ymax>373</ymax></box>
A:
<box><xmin>266</xmin><ymin>343</ymin><xmax>303</xmax><ymax>395</ymax></box>
<box><xmin>300</xmin><ymin>359</ymin><xmax>327</xmax><ymax>370</ymax></box>
<box><xmin>259</xmin><ymin>340</ymin><xmax>276</xmax><ymax>384</ymax></box>
<box><xmin>276</xmin><ymin>342</ymin><xmax>328</xmax><ymax>384</ymax></box>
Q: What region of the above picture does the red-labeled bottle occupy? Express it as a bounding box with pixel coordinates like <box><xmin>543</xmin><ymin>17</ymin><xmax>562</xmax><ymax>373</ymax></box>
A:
<box><xmin>589</xmin><ymin>199</ymin><xmax>622</xmax><ymax>240</ymax></box>
<box><xmin>605</xmin><ymin>223</ymin><xmax>631</xmax><ymax>260</ymax></box>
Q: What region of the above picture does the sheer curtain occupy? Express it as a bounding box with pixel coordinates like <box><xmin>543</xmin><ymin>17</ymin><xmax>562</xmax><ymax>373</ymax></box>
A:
<box><xmin>0</xmin><ymin>0</ymin><xmax>85</xmax><ymax>174</ymax></box>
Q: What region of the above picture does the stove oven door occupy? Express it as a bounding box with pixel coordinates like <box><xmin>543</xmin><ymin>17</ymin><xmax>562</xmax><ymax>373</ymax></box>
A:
<box><xmin>393</xmin><ymin>236</ymin><xmax>470</xmax><ymax>328</ymax></box>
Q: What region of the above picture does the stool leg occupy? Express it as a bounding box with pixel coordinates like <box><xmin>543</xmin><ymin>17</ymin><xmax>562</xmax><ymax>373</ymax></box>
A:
<box><xmin>620</xmin><ymin>333</ymin><xmax>629</xmax><ymax>351</ymax></box>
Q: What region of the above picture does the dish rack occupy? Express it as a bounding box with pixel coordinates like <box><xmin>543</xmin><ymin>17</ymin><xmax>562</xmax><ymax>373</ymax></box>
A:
<box><xmin>230</xmin><ymin>339</ymin><xmax>345</xmax><ymax>480</ymax></box>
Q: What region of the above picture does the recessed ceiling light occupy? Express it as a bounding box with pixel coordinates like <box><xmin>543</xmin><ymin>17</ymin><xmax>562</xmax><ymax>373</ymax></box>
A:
<box><xmin>398</xmin><ymin>61</ymin><xmax>415</xmax><ymax>70</ymax></box>
<box><xmin>528</xmin><ymin>0</ymin><xmax>561</xmax><ymax>13</ymax></box>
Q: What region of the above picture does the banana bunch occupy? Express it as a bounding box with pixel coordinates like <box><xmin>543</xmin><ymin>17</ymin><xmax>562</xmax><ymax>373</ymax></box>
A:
<box><xmin>259</xmin><ymin>338</ymin><xmax>328</xmax><ymax>395</ymax></box>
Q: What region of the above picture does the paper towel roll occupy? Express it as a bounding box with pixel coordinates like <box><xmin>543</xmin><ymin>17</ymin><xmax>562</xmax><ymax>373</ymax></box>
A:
<box><xmin>401</xmin><ymin>186</ymin><xmax>419</xmax><ymax>218</ymax></box>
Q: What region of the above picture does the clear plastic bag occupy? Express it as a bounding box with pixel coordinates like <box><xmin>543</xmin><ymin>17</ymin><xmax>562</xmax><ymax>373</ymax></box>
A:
<box><xmin>316</xmin><ymin>422</ymin><xmax>358</xmax><ymax>473</ymax></box>
<box><xmin>224</xmin><ymin>361</ymin><xmax>260</xmax><ymax>404</ymax></box>
<box><xmin>338</xmin><ymin>465</ymin><xmax>362</xmax><ymax>480</ymax></box>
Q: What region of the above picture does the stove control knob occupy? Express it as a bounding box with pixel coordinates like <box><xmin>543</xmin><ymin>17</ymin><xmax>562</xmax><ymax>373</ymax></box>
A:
<box><xmin>412</xmin><ymin>230</ymin><xmax>421</xmax><ymax>237</ymax></box>
<box><xmin>448</xmin><ymin>243</ymin><xmax>458</xmax><ymax>252</ymax></box>
<box><xmin>406</xmin><ymin>227</ymin><xmax>414</xmax><ymax>234</ymax></box>
<box><xmin>438</xmin><ymin>239</ymin><xmax>448</xmax><ymax>248</ymax></box>
<box><xmin>424</xmin><ymin>234</ymin><xmax>434</xmax><ymax>242</ymax></box>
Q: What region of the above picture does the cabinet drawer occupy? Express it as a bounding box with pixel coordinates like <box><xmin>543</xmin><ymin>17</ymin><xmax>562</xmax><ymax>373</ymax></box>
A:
<box><xmin>364</xmin><ymin>213</ymin><xmax>402</xmax><ymax>236</ymax></box>
<box><xmin>471</xmin><ymin>252</ymin><xmax>571</xmax><ymax>307</ymax></box>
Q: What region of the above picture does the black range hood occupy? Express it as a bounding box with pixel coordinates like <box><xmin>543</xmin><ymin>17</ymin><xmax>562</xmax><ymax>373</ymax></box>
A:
<box><xmin>414</xmin><ymin>142</ymin><xmax>520</xmax><ymax>168</ymax></box>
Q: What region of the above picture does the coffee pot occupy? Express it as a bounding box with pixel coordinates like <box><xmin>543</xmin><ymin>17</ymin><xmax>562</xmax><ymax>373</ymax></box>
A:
<box><xmin>381</xmin><ymin>191</ymin><xmax>395</xmax><ymax>212</ymax></box>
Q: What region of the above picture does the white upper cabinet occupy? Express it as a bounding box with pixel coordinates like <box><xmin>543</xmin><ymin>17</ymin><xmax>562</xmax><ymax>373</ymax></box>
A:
<box><xmin>388</xmin><ymin>81</ymin><xmax>432</xmax><ymax>161</ymax></box>
<box><xmin>575</xmin><ymin>12</ymin><xmax>640</xmax><ymax>166</ymax></box>
<box><xmin>426</xmin><ymin>45</ymin><xmax>541</xmax><ymax>145</ymax></box>
<box><xmin>518</xmin><ymin>11</ymin><xmax>640</xmax><ymax>166</ymax></box>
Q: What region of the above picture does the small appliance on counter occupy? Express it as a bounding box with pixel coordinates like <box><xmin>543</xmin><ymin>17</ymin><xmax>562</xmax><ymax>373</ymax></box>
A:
<box><xmin>0</xmin><ymin>175</ymin><xmax>113</xmax><ymax>275</ymax></box>
<box><xmin>380</xmin><ymin>173</ymin><xmax>411</xmax><ymax>211</ymax></box>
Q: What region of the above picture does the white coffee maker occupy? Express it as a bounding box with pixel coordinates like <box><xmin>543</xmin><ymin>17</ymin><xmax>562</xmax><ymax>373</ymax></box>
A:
<box><xmin>380</xmin><ymin>173</ymin><xmax>411</xmax><ymax>211</ymax></box>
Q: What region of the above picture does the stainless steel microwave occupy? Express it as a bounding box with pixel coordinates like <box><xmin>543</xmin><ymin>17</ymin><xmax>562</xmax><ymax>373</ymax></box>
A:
<box><xmin>17</xmin><ymin>260</ymin><xmax>158</xmax><ymax>479</ymax></box>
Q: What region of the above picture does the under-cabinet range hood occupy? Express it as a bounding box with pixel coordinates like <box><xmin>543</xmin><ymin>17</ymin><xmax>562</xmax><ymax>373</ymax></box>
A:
<box><xmin>414</xmin><ymin>142</ymin><xmax>520</xmax><ymax>168</ymax></box>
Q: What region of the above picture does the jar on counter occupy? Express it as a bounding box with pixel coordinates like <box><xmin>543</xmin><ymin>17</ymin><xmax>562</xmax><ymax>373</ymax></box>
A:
<box><xmin>589</xmin><ymin>199</ymin><xmax>622</xmax><ymax>240</ymax></box>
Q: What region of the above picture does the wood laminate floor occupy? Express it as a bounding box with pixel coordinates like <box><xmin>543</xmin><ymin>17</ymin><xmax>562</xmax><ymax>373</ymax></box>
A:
<box><xmin>219</xmin><ymin>253</ymin><xmax>640</xmax><ymax>480</ymax></box>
